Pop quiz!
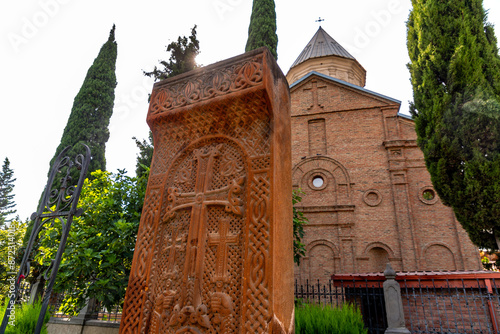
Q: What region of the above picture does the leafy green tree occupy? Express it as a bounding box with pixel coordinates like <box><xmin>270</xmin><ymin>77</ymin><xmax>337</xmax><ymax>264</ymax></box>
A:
<box><xmin>48</xmin><ymin>25</ymin><xmax>118</xmax><ymax>185</ymax></box>
<box><xmin>0</xmin><ymin>158</ymin><xmax>16</xmax><ymax>226</ymax></box>
<box><xmin>245</xmin><ymin>0</ymin><xmax>278</xmax><ymax>59</ymax></box>
<box><xmin>407</xmin><ymin>0</ymin><xmax>500</xmax><ymax>249</ymax></box>
<box><xmin>143</xmin><ymin>25</ymin><xmax>200</xmax><ymax>82</ymax></box>
<box><xmin>293</xmin><ymin>190</ymin><xmax>308</xmax><ymax>266</ymax></box>
<box><xmin>35</xmin><ymin>169</ymin><xmax>148</xmax><ymax>314</ymax></box>
<box><xmin>133</xmin><ymin>132</ymin><xmax>154</xmax><ymax>179</ymax></box>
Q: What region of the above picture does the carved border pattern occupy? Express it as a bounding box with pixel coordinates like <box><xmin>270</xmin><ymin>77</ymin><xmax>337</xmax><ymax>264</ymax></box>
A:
<box><xmin>120</xmin><ymin>187</ymin><xmax>162</xmax><ymax>334</ymax></box>
<box><xmin>244</xmin><ymin>170</ymin><xmax>271</xmax><ymax>333</ymax></box>
<box><xmin>148</xmin><ymin>56</ymin><xmax>264</xmax><ymax>115</ymax></box>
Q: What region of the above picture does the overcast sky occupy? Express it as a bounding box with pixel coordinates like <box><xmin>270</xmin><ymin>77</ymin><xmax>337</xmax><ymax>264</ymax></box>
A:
<box><xmin>1</xmin><ymin>0</ymin><xmax>500</xmax><ymax>220</ymax></box>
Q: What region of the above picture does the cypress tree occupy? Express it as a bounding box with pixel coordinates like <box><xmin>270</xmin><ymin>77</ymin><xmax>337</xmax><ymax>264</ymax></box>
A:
<box><xmin>0</xmin><ymin>158</ymin><xmax>16</xmax><ymax>226</ymax></box>
<box><xmin>407</xmin><ymin>0</ymin><xmax>500</xmax><ymax>249</ymax></box>
<box><xmin>25</xmin><ymin>24</ymin><xmax>118</xmax><ymax>245</ymax></box>
<box><xmin>48</xmin><ymin>25</ymin><xmax>118</xmax><ymax>183</ymax></box>
<box><xmin>245</xmin><ymin>0</ymin><xmax>278</xmax><ymax>59</ymax></box>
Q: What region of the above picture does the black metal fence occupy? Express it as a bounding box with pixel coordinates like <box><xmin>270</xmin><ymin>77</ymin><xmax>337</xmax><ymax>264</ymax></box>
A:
<box><xmin>296</xmin><ymin>274</ymin><xmax>500</xmax><ymax>334</ymax></box>
<box><xmin>49</xmin><ymin>293</ymin><xmax>121</xmax><ymax>323</ymax></box>
<box><xmin>400</xmin><ymin>277</ymin><xmax>500</xmax><ymax>334</ymax></box>
<box><xmin>295</xmin><ymin>279</ymin><xmax>387</xmax><ymax>334</ymax></box>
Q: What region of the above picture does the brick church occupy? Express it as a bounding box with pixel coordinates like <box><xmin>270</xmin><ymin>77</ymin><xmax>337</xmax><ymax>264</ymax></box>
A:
<box><xmin>287</xmin><ymin>27</ymin><xmax>482</xmax><ymax>283</ymax></box>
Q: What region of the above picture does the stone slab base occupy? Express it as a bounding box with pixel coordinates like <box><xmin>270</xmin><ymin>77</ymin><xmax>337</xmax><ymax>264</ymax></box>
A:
<box><xmin>48</xmin><ymin>319</ymin><xmax>119</xmax><ymax>334</ymax></box>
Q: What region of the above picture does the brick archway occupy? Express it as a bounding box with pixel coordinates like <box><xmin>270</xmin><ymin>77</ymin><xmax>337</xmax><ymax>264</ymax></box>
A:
<box><xmin>304</xmin><ymin>240</ymin><xmax>340</xmax><ymax>283</ymax></box>
<box><xmin>292</xmin><ymin>156</ymin><xmax>352</xmax><ymax>206</ymax></box>
<box><xmin>423</xmin><ymin>243</ymin><xmax>457</xmax><ymax>271</ymax></box>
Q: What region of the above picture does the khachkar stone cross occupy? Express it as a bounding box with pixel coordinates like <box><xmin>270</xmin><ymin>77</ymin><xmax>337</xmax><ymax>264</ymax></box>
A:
<box><xmin>119</xmin><ymin>48</ymin><xmax>294</xmax><ymax>334</ymax></box>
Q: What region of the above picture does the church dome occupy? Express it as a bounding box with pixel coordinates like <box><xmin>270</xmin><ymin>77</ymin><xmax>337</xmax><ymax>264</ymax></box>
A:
<box><xmin>286</xmin><ymin>27</ymin><xmax>366</xmax><ymax>87</ymax></box>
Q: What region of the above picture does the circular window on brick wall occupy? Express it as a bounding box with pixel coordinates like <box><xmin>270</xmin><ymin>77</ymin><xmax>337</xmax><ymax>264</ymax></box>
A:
<box><xmin>418</xmin><ymin>186</ymin><xmax>439</xmax><ymax>205</ymax></box>
<box><xmin>312</xmin><ymin>176</ymin><xmax>324</xmax><ymax>188</ymax></box>
<box><xmin>308</xmin><ymin>172</ymin><xmax>328</xmax><ymax>190</ymax></box>
<box><xmin>363</xmin><ymin>189</ymin><xmax>382</xmax><ymax>207</ymax></box>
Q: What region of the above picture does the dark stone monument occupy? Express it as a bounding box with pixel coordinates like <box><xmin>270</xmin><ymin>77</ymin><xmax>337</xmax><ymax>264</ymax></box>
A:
<box><xmin>119</xmin><ymin>48</ymin><xmax>293</xmax><ymax>334</ymax></box>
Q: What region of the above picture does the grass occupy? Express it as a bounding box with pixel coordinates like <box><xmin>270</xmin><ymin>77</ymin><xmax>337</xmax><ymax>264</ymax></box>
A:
<box><xmin>0</xmin><ymin>299</ymin><xmax>50</xmax><ymax>334</ymax></box>
<box><xmin>295</xmin><ymin>303</ymin><xmax>368</xmax><ymax>334</ymax></box>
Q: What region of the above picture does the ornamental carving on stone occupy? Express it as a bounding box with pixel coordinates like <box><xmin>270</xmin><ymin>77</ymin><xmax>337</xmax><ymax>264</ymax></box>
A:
<box><xmin>148</xmin><ymin>56</ymin><xmax>264</xmax><ymax>116</ymax></box>
<box><xmin>148</xmin><ymin>138</ymin><xmax>247</xmax><ymax>334</ymax></box>
<box><xmin>119</xmin><ymin>48</ymin><xmax>293</xmax><ymax>334</ymax></box>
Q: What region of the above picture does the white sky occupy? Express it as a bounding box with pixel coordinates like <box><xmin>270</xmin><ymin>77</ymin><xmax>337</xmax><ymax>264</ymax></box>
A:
<box><xmin>1</xmin><ymin>0</ymin><xmax>500</xmax><ymax>220</ymax></box>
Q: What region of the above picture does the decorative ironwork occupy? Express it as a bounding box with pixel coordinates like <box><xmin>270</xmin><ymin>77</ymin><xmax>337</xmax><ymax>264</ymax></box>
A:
<box><xmin>0</xmin><ymin>145</ymin><xmax>91</xmax><ymax>334</ymax></box>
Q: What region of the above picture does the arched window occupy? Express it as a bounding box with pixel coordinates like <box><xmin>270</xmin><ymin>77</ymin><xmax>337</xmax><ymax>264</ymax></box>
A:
<box><xmin>368</xmin><ymin>247</ymin><xmax>389</xmax><ymax>273</ymax></box>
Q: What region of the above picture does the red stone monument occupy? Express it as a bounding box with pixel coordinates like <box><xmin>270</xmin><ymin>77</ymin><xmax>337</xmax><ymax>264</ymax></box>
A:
<box><xmin>119</xmin><ymin>48</ymin><xmax>294</xmax><ymax>334</ymax></box>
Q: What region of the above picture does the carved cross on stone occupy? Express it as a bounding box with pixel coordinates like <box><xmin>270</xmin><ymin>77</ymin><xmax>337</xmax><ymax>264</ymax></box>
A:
<box><xmin>163</xmin><ymin>144</ymin><xmax>244</xmax><ymax>311</ymax></box>
<box><xmin>119</xmin><ymin>48</ymin><xmax>295</xmax><ymax>334</ymax></box>
<box><xmin>209</xmin><ymin>218</ymin><xmax>239</xmax><ymax>283</ymax></box>
<box><xmin>163</xmin><ymin>228</ymin><xmax>184</xmax><ymax>276</ymax></box>
<box><xmin>304</xmin><ymin>79</ymin><xmax>327</xmax><ymax>111</ymax></box>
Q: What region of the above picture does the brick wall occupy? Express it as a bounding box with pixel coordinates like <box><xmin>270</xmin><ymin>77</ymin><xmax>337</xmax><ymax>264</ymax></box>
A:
<box><xmin>290</xmin><ymin>73</ymin><xmax>482</xmax><ymax>283</ymax></box>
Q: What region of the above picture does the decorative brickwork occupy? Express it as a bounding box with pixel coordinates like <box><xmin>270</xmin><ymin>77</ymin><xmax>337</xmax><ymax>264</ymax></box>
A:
<box><xmin>288</xmin><ymin>66</ymin><xmax>482</xmax><ymax>282</ymax></box>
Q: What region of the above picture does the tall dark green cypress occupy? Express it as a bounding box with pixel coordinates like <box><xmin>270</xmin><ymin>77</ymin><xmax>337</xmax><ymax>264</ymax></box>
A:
<box><xmin>49</xmin><ymin>25</ymin><xmax>118</xmax><ymax>182</ymax></box>
<box><xmin>407</xmin><ymin>0</ymin><xmax>500</xmax><ymax>249</ymax></box>
<box><xmin>0</xmin><ymin>158</ymin><xmax>16</xmax><ymax>226</ymax></box>
<box><xmin>245</xmin><ymin>0</ymin><xmax>278</xmax><ymax>59</ymax></box>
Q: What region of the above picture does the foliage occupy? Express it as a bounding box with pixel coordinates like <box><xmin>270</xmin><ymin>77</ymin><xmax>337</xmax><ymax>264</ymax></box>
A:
<box><xmin>0</xmin><ymin>220</ymin><xmax>26</xmax><ymax>302</ymax></box>
<box><xmin>407</xmin><ymin>0</ymin><xmax>500</xmax><ymax>249</ymax></box>
<box><xmin>143</xmin><ymin>25</ymin><xmax>200</xmax><ymax>81</ymax></box>
<box><xmin>295</xmin><ymin>303</ymin><xmax>367</xmax><ymax>334</ymax></box>
<box><xmin>25</xmin><ymin>25</ymin><xmax>119</xmax><ymax>290</ymax></box>
<box><xmin>133</xmin><ymin>131</ymin><xmax>154</xmax><ymax>179</ymax></box>
<box><xmin>245</xmin><ymin>0</ymin><xmax>278</xmax><ymax>59</ymax></box>
<box><xmin>293</xmin><ymin>189</ymin><xmax>307</xmax><ymax>266</ymax></box>
<box><xmin>35</xmin><ymin>169</ymin><xmax>148</xmax><ymax>315</ymax></box>
<box><xmin>0</xmin><ymin>299</ymin><xmax>50</xmax><ymax>334</ymax></box>
<box><xmin>480</xmin><ymin>250</ymin><xmax>500</xmax><ymax>271</ymax></box>
<box><xmin>0</xmin><ymin>158</ymin><xmax>17</xmax><ymax>226</ymax></box>
<box><xmin>47</xmin><ymin>25</ymin><xmax>118</xmax><ymax>188</ymax></box>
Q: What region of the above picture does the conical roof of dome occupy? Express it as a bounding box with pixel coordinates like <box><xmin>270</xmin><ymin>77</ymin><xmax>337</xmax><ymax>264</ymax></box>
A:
<box><xmin>290</xmin><ymin>26</ymin><xmax>355</xmax><ymax>68</ymax></box>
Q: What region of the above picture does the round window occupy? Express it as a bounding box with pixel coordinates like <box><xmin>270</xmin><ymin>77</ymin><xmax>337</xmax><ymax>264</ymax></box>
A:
<box><xmin>422</xmin><ymin>189</ymin><xmax>435</xmax><ymax>201</ymax></box>
<box><xmin>312</xmin><ymin>176</ymin><xmax>324</xmax><ymax>188</ymax></box>
<box><xmin>418</xmin><ymin>186</ymin><xmax>439</xmax><ymax>205</ymax></box>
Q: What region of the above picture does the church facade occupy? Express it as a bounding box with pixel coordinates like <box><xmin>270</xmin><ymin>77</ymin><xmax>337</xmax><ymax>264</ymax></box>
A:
<box><xmin>287</xmin><ymin>27</ymin><xmax>482</xmax><ymax>283</ymax></box>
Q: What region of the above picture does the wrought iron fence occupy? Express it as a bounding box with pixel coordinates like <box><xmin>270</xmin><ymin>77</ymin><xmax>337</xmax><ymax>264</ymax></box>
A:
<box><xmin>296</xmin><ymin>274</ymin><xmax>500</xmax><ymax>334</ymax></box>
<box><xmin>400</xmin><ymin>276</ymin><xmax>500</xmax><ymax>334</ymax></box>
<box><xmin>295</xmin><ymin>279</ymin><xmax>387</xmax><ymax>334</ymax></box>
<box><xmin>88</xmin><ymin>304</ymin><xmax>122</xmax><ymax>323</ymax></box>
<box><xmin>48</xmin><ymin>293</ymin><xmax>122</xmax><ymax>323</ymax></box>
